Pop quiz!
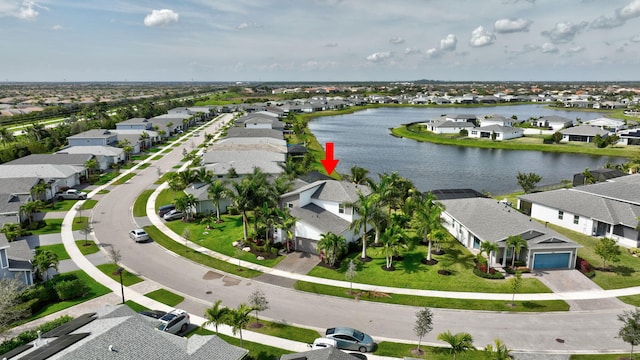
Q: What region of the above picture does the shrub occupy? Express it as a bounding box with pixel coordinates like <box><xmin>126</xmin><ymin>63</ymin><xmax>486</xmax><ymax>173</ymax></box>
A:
<box><xmin>514</xmin><ymin>260</ymin><xmax>526</xmax><ymax>267</ymax></box>
<box><xmin>575</xmin><ymin>256</ymin><xmax>594</xmax><ymax>275</ymax></box>
<box><xmin>54</xmin><ymin>279</ymin><xmax>88</xmax><ymax>300</ymax></box>
<box><xmin>473</xmin><ymin>268</ymin><xmax>505</xmax><ymax>279</ymax></box>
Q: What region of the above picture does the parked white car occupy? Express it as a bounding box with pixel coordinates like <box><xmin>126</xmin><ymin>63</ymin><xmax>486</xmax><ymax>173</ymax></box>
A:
<box><xmin>156</xmin><ymin>309</ymin><xmax>190</xmax><ymax>335</ymax></box>
<box><xmin>309</xmin><ymin>338</ymin><xmax>337</xmax><ymax>350</ymax></box>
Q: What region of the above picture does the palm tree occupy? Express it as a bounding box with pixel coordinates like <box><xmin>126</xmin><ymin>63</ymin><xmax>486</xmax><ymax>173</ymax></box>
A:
<box><xmin>0</xmin><ymin>127</ymin><xmax>16</xmax><ymax>147</ymax></box>
<box><xmin>347</xmin><ymin>191</ymin><xmax>376</xmax><ymax>261</ymax></box>
<box><xmin>505</xmin><ymin>235</ymin><xmax>527</xmax><ymax>267</ymax></box>
<box><xmin>166</xmin><ymin>172</ymin><xmax>186</xmax><ymax>197</ymax></box>
<box><xmin>138</xmin><ymin>131</ymin><xmax>150</xmax><ymax>151</ymax></box>
<box><xmin>227</xmin><ymin>303</ymin><xmax>253</xmax><ymax>347</ymax></box>
<box><xmin>31</xmin><ymin>181</ymin><xmax>51</xmax><ymax>202</ymax></box>
<box><xmin>346</xmin><ymin>165</ymin><xmax>371</xmax><ymax>185</ymax></box>
<box><xmin>276</xmin><ymin>207</ymin><xmax>297</xmax><ymax>253</ymax></box>
<box><xmin>480</xmin><ymin>240</ymin><xmax>499</xmax><ymax>273</ymax></box>
<box><xmin>84</xmin><ymin>159</ymin><xmax>99</xmax><ymax>180</ymax></box>
<box><xmin>437</xmin><ymin>331</ymin><xmax>474</xmax><ymax>360</ymax></box>
<box><xmin>410</xmin><ymin>192</ymin><xmax>444</xmax><ymax>263</ymax></box>
<box><xmin>230</xmin><ymin>179</ymin><xmax>253</xmax><ymax>242</ymax></box>
<box><xmin>317</xmin><ymin>232</ymin><xmax>347</xmax><ymax>267</ymax></box>
<box><xmin>203</xmin><ymin>299</ymin><xmax>230</xmax><ymax>334</ymax></box>
<box><xmin>20</xmin><ymin>200</ymin><xmax>45</xmax><ymax>227</ymax></box>
<box><xmin>32</xmin><ymin>248</ymin><xmax>59</xmax><ymax>282</ymax></box>
<box><xmin>485</xmin><ymin>338</ymin><xmax>512</xmax><ymax>360</ymax></box>
<box><xmin>379</xmin><ymin>225</ymin><xmax>406</xmax><ymax>270</ymax></box>
<box><xmin>206</xmin><ymin>180</ymin><xmax>231</xmax><ymax>223</ymax></box>
<box><xmin>173</xmin><ymin>194</ymin><xmax>196</xmax><ymax>222</ymax></box>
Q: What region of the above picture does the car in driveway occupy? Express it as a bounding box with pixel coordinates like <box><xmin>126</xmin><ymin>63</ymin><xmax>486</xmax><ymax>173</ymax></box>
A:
<box><xmin>139</xmin><ymin>309</ymin><xmax>166</xmax><ymax>319</ymax></box>
<box><xmin>309</xmin><ymin>338</ymin><xmax>337</xmax><ymax>350</ymax></box>
<box><xmin>163</xmin><ymin>209</ymin><xmax>184</xmax><ymax>221</ymax></box>
<box><xmin>325</xmin><ymin>327</ymin><xmax>376</xmax><ymax>353</ymax></box>
<box><xmin>156</xmin><ymin>309</ymin><xmax>190</xmax><ymax>335</ymax></box>
<box><xmin>129</xmin><ymin>228</ymin><xmax>149</xmax><ymax>243</ymax></box>
<box><xmin>157</xmin><ymin>204</ymin><xmax>175</xmax><ymax>217</ymax></box>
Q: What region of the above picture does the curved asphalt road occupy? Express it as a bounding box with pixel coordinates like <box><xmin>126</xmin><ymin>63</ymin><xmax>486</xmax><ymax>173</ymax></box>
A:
<box><xmin>89</xmin><ymin>115</ymin><xmax>631</xmax><ymax>354</ymax></box>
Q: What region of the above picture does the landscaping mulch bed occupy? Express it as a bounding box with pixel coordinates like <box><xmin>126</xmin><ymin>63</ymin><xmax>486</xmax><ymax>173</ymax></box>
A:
<box><xmin>421</xmin><ymin>258</ymin><xmax>439</xmax><ymax>265</ymax></box>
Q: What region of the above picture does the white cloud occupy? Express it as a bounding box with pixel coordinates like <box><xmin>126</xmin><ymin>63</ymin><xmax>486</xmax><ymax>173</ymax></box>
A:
<box><xmin>52</xmin><ymin>24</ymin><xmax>63</xmax><ymax>31</ymax></box>
<box><xmin>631</xmin><ymin>34</ymin><xmax>640</xmax><ymax>42</ymax></box>
<box><xmin>541</xmin><ymin>42</ymin><xmax>559</xmax><ymax>53</ymax></box>
<box><xmin>541</xmin><ymin>21</ymin><xmax>587</xmax><ymax>44</ymax></box>
<box><xmin>426</xmin><ymin>48</ymin><xmax>440</xmax><ymax>58</ymax></box>
<box><xmin>590</xmin><ymin>15</ymin><xmax>624</xmax><ymax>29</ymax></box>
<box><xmin>404</xmin><ymin>47</ymin><xmax>421</xmax><ymax>55</ymax></box>
<box><xmin>389</xmin><ymin>36</ymin><xmax>405</xmax><ymax>44</ymax></box>
<box><xmin>567</xmin><ymin>45</ymin><xmax>584</xmax><ymax>53</ymax></box>
<box><xmin>619</xmin><ymin>0</ymin><xmax>640</xmax><ymax>20</ymax></box>
<box><xmin>494</xmin><ymin>18</ymin><xmax>532</xmax><ymax>33</ymax></box>
<box><xmin>439</xmin><ymin>34</ymin><xmax>457</xmax><ymax>51</ymax></box>
<box><xmin>469</xmin><ymin>26</ymin><xmax>495</xmax><ymax>47</ymax></box>
<box><xmin>366</xmin><ymin>51</ymin><xmax>391</xmax><ymax>62</ymax></box>
<box><xmin>237</xmin><ymin>22</ymin><xmax>249</xmax><ymax>29</ymax></box>
<box><xmin>144</xmin><ymin>9</ymin><xmax>179</xmax><ymax>27</ymax></box>
<box><xmin>18</xmin><ymin>1</ymin><xmax>38</xmax><ymax>20</ymax></box>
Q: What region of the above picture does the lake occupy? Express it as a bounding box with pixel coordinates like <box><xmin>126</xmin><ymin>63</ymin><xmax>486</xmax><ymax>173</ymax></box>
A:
<box><xmin>308</xmin><ymin>105</ymin><xmax>625</xmax><ymax>195</ymax></box>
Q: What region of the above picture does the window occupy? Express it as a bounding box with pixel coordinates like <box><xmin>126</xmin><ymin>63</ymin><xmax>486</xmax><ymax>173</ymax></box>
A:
<box><xmin>573</xmin><ymin>215</ymin><xmax>579</xmax><ymax>224</ymax></box>
<box><xmin>0</xmin><ymin>249</ymin><xmax>7</xmax><ymax>269</ymax></box>
<box><xmin>558</xmin><ymin>210</ymin><xmax>564</xmax><ymax>220</ymax></box>
<box><xmin>338</xmin><ymin>203</ymin><xmax>345</xmax><ymax>214</ymax></box>
<box><xmin>287</xmin><ymin>203</ymin><xmax>293</xmax><ymax>208</ymax></box>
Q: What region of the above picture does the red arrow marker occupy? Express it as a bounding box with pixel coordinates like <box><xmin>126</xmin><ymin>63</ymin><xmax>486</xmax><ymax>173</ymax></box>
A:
<box><xmin>320</xmin><ymin>142</ymin><xmax>339</xmax><ymax>175</ymax></box>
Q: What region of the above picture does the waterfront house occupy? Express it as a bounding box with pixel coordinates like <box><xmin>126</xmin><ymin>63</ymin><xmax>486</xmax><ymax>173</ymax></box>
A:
<box><xmin>468</xmin><ymin>125</ymin><xmax>524</xmax><ymax>140</ymax></box>
<box><xmin>559</xmin><ymin>125</ymin><xmax>609</xmax><ymax>143</ymax></box>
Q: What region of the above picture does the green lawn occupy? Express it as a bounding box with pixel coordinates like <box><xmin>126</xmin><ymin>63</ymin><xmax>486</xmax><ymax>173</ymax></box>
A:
<box><xmin>247</xmin><ymin>319</ymin><xmax>321</xmax><ymax>343</ymax></box>
<box><xmin>113</xmin><ymin>172</ymin><xmax>136</xmax><ymax>185</ymax></box>
<box><xmin>124</xmin><ymin>300</ymin><xmax>149</xmax><ymax>313</ymax></box>
<box><xmin>30</xmin><ymin>270</ymin><xmax>111</xmax><ymax>319</ymax></box>
<box><xmin>155</xmin><ymin>188</ymin><xmax>176</xmax><ymax>210</ymax></box>
<box><xmin>35</xmin><ymin>243</ymin><xmax>70</xmax><ymax>260</ymax></box>
<box><xmin>28</xmin><ymin>219</ymin><xmax>63</xmax><ymax>235</ymax></box>
<box><xmin>72</xmin><ymin>216</ymin><xmax>89</xmax><ymax>231</ymax></box>
<box><xmin>308</xmin><ymin>241</ymin><xmax>551</xmax><ymax>293</ymax></box>
<box><xmin>144</xmin><ymin>226</ymin><xmax>262</xmax><ymax>278</ymax></box>
<box><xmin>41</xmin><ymin>200</ymin><xmax>77</xmax><ymax>212</ymax></box>
<box><xmin>163</xmin><ymin>214</ymin><xmax>284</xmax><ymax>268</ymax></box>
<box><xmin>294</xmin><ymin>281</ymin><xmax>569</xmax><ymax>312</ymax></box>
<box><xmin>94</xmin><ymin>172</ymin><xmax>121</xmax><ymax>185</ymax></box>
<box><xmin>133</xmin><ymin>190</ymin><xmax>154</xmax><ymax>217</ymax></box>
<box><xmin>144</xmin><ymin>288</ymin><xmax>184</xmax><ymax>307</ymax></box>
<box><xmin>75</xmin><ymin>240</ymin><xmax>100</xmax><ymax>255</ymax></box>
<box><xmin>376</xmin><ymin>341</ymin><xmax>493</xmax><ymax>360</ymax></box>
<box><xmin>570</xmin><ymin>354</ymin><xmax>634</xmax><ymax>359</ymax></box>
<box><xmin>548</xmin><ymin>224</ymin><xmax>640</xmax><ymax>290</ymax></box>
<box><xmin>154</xmin><ymin>171</ymin><xmax>175</xmax><ymax>185</ymax></box>
<box><xmin>192</xmin><ymin>328</ymin><xmax>293</xmax><ymax>360</ymax></box>
<box><xmin>96</xmin><ymin>264</ymin><xmax>144</xmax><ymax>286</ymax></box>
<box><xmin>79</xmin><ymin>199</ymin><xmax>98</xmax><ymax>210</ymax></box>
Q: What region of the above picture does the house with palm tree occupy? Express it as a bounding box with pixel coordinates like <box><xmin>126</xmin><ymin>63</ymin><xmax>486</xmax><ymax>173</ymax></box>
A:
<box><xmin>0</xmin><ymin>178</ymin><xmax>41</xmax><ymax>227</ymax></box>
<box><xmin>276</xmin><ymin>179</ymin><xmax>372</xmax><ymax>254</ymax></box>
<box><xmin>0</xmin><ymin>233</ymin><xmax>34</xmax><ymax>286</ymax></box>
<box><xmin>439</xmin><ymin>197</ymin><xmax>580</xmax><ymax>270</ymax></box>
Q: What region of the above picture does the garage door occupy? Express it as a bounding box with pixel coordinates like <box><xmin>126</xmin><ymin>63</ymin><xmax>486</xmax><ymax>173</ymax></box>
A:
<box><xmin>533</xmin><ymin>253</ymin><xmax>571</xmax><ymax>270</ymax></box>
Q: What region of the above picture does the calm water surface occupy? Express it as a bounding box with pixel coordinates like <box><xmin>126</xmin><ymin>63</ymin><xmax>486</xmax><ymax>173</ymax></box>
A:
<box><xmin>308</xmin><ymin>105</ymin><xmax>624</xmax><ymax>195</ymax></box>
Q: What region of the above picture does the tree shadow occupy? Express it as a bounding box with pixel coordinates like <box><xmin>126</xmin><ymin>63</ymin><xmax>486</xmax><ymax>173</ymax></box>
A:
<box><xmin>521</xmin><ymin>301</ymin><xmax>544</xmax><ymax>309</ymax></box>
<box><xmin>439</xmin><ymin>247</ymin><xmax>475</xmax><ymax>270</ymax></box>
<box><xmin>611</xmin><ymin>265</ymin><xmax>636</xmax><ymax>277</ymax></box>
<box><xmin>400</xmin><ymin>252</ymin><xmax>425</xmax><ymax>274</ymax></box>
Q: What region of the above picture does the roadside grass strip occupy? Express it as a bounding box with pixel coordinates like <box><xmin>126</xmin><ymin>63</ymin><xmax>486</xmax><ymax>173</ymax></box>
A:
<box><xmin>144</xmin><ymin>288</ymin><xmax>185</xmax><ymax>307</ymax></box>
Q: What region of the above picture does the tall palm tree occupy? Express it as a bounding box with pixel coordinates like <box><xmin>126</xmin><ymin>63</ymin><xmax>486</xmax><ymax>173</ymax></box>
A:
<box><xmin>346</xmin><ymin>165</ymin><xmax>371</xmax><ymax>185</ymax></box>
<box><xmin>166</xmin><ymin>172</ymin><xmax>186</xmax><ymax>197</ymax></box>
<box><xmin>31</xmin><ymin>181</ymin><xmax>51</xmax><ymax>202</ymax></box>
<box><xmin>317</xmin><ymin>232</ymin><xmax>347</xmax><ymax>267</ymax></box>
<box><xmin>410</xmin><ymin>192</ymin><xmax>444</xmax><ymax>263</ymax></box>
<box><xmin>480</xmin><ymin>240</ymin><xmax>499</xmax><ymax>273</ymax></box>
<box><xmin>437</xmin><ymin>331</ymin><xmax>474</xmax><ymax>360</ymax></box>
<box><xmin>505</xmin><ymin>235</ymin><xmax>527</xmax><ymax>267</ymax></box>
<box><xmin>227</xmin><ymin>303</ymin><xmax>253</xmax><ymax>347</ymax></box>
<box><xmin>206</xmin><ymin>180</ymin><xmax>231</xmax><ymax>222</ymax></box>
<box><xmin>231</xmin><ymin>179</ymin><xmax>253</xmax><ymax>242</ymax></box>
<box><xmin>379</xmin><ymin>225</ymin><xmax>406</xmax><ymax>270</ymax></box>
<box><xmin>173</xmin><ymin>194</ymin><xmax>196</xmax><ymax>222</ymax></box>
<box><xmin>347</xmin><ymin>191</ymin><xmax>376</xmax><ymax>261</ymax></box>
<box><xmin>0</xmin><ymin>127</ymin><xmax>16</xmax><ymax>147</ymax></box>
<box><xmin>20</xmin><ymin>200</ymin><xmax>45</xmax><ymax>227</ymax></box>
<box><xmin>32</xmin><ymin>248</ymin><xmax>59</xmax><ymax>282</ymax></box>
<box><xmin>203</xmin><ymin>299</ymin><xmax>230</xmax><ymax>334</ymax></box>
<box><xmin>194</xmin><ymin>168</ymin><xmax>212</xmax><ymax>183</ymax></box>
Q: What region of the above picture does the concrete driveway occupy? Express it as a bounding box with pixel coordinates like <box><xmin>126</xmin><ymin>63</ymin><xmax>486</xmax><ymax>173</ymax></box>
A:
<box><xmin>531</xmin><ymin>269</ymin><xmax>631</xmax><ymax>311</ymax></box>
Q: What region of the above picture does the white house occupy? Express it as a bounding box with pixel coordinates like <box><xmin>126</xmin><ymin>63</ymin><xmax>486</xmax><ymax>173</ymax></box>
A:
<box><xmin>518</xmin><ymin>174</ymin><xmax>640</xmax><ymax>248</ymax></box>
<box><xmin>0</xmin><ymin>233</ymin><xmax>34</xmax><ymax>286</ymax></box>
<box><xmin>479</xmin><ymin>115</ymin><xmax>515</xmax><ymax>127</ymax></box>
<box><xmin>559</xmin><ymin>125</ymin><xmax>609</xmax><ymax>143</ymax></box>
<box><xmin>277</xmin><ymin>180</ymin><xmax>372</xmax><ymax>254</ymax></box>
<box><xmin>468</xmin><ymin>125</ymin><xmax>524</xmax><ymax>140</ymax></box>
<box><xmin>440</xmin><ymin>197</ymin><xmax>580</xmax><ymax>270</ymax></box>
<box><xmin>534</xmin><ymin>115</ymin><xmax>574</xmax><ymax>130</ymax></box>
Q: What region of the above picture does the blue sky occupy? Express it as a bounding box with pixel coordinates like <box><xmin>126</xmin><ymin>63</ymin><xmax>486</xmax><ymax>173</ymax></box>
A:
<box><xmin>2</xmin><ymin>0</ymin><xmax>640</xmax><ymax>82</ymax></box>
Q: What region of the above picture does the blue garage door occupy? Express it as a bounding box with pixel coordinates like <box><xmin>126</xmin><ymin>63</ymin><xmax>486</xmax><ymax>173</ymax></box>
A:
<box><xmin>533</xmin><ymin>253</ymin><xmax>571</xmax><ymax>270</ymax></box>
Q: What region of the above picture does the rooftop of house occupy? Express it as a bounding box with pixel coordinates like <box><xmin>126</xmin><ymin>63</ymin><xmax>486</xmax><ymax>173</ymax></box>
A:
<box><xmin>5</xmin><ymin>154</ymin><xmax>94</xmax><ymax>166</ymax></box>
<box><xmin>559</xmin><ymin>125</ymin><xmax>609</xmax><ymax>136</ymax></box>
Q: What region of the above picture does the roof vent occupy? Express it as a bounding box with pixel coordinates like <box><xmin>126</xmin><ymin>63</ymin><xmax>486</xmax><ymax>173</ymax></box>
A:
<box><xmin>109</xmin><ymin>345</ymin><xmax>118</xmax><ymax>352</ymax></box>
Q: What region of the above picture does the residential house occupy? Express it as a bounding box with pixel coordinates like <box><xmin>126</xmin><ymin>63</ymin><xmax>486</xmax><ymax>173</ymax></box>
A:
<box><xmin>57</xmin><ymin>146</ymin><xmax>124</xmax><ymax>170</ymax></box>
<box><xmin>6</xmin><ymin>154</ymin><xmax>96</xmax><ymax>173</ymax></box>
<box><xmin>67</xmin><ymin>129</ymin><xmax>118</xmax><ymax>147</ymax></box>
<box><xmin>424</xmin><ymin>119</ymin><xmax>476</xmax><ymax>134</ymax></box>
<box><xmin>573</xmin><ymin>168</ymin><xmax>628</xmax><ymax>187</ymax></box>
<box><xmin>618</xmin><ymin>128</ymin><xmax>640</xmax><ymax>146</ymax></box>
<box><xmin>0</xmin><ymin>164</ymin><xmax>85</xmax><ymax>190</ymax></box>
<box><xmin>533</xmin><ymin>115</ymin><xmax>574</xmax><ymax>130</ymax></box>
<box><xmin>446</xmin><ymin>114</ymin><xmax>478</xmax><ymax>125</ymax></box>
<box><xmin>0</xmin><ymin>233</ymin><xmax>34</xmax><ymax>286</ymax></box>
<box><xmin>440</xmin><ymin>197</ymin><xmax>580</xmax><ymax>270</ymax></box>
<box><xmin>468</xmin><ymin>125</ymin><xmax>524</xmax><ymax>140</ymax></box>
<box><xmin>116</xmin><ymin>118</ymin><xmax>153</xmax><ymax>131</ymax></box>
<box><xmin>0</xmin><ymin>178</ymin><xmax>41</xmax><ymax>226</ymax></box>
<box><xmin>1</xmin><ymin>304</ymin><xmax>247</xmax><ymax>360</ymax></box>
<box><xmin>518</xmin><ymin>174</ymin><xmax>640</xmax><ymax>248</ymax></box>
<box><xmin>281</xmin><ymin>347</ymin><xmax>362</xmax><ymax>360</ymax></box>
<box><xmin>585</xmin><ymin>117</ymin><xmax>626</xmax><ymax>131</ymax></box>
<box><xmin>479</xmin><ymin>115</ymin><xmax>515</xmax><ymax>127</ymax></box>
<box><xmin>277</xmin><ymin>180</ymin><xmax>372</xmax><ymax>254</ymax></box>
<box><xmin>559</xmin><ymin>125</ymin><xmax>609</xmax><ymax>143</ymax></box>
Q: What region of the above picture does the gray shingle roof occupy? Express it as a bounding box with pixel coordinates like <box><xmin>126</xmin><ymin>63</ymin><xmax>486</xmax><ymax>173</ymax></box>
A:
<box><xmin>290</xmin><ymin>203</ymin><xmax>351</xmax><ymax>235</ymax></box>
<box><xmin>0</xmin><ymin>164</ymin><xmax>84</xmax><ymax>179</ymax></box>
<box><xmin>281</xmin><ymin>347</ymin><xmax>359</xmax><ymax>360</ymax></box>
<box><xmin>202</xmin><ymin>150</ymin><xmax>285</xmax><ymax>164</ymax></box>
<box><xmin>560</xmin><ymin>125</ymin><xmax>609</xmax><ymax>136</ymax></box>
<box><xmin>310</xmin><ymin>181</ymin><xmax>372</xmax><ymax>202</ymax></box>
<box><xmin>6</xmin><ymin>154</ymin><xmax>93</xmax><ymax>166</ymax></box>
<box><xmin>440</xmin><ymin>197</ymin><xmax>578</xmax><ymax>248</ymax></box>
<box><xmin>226</xmin><ymin>128</ymin><xmax>284</xmax><ymax>139</ymax></box>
